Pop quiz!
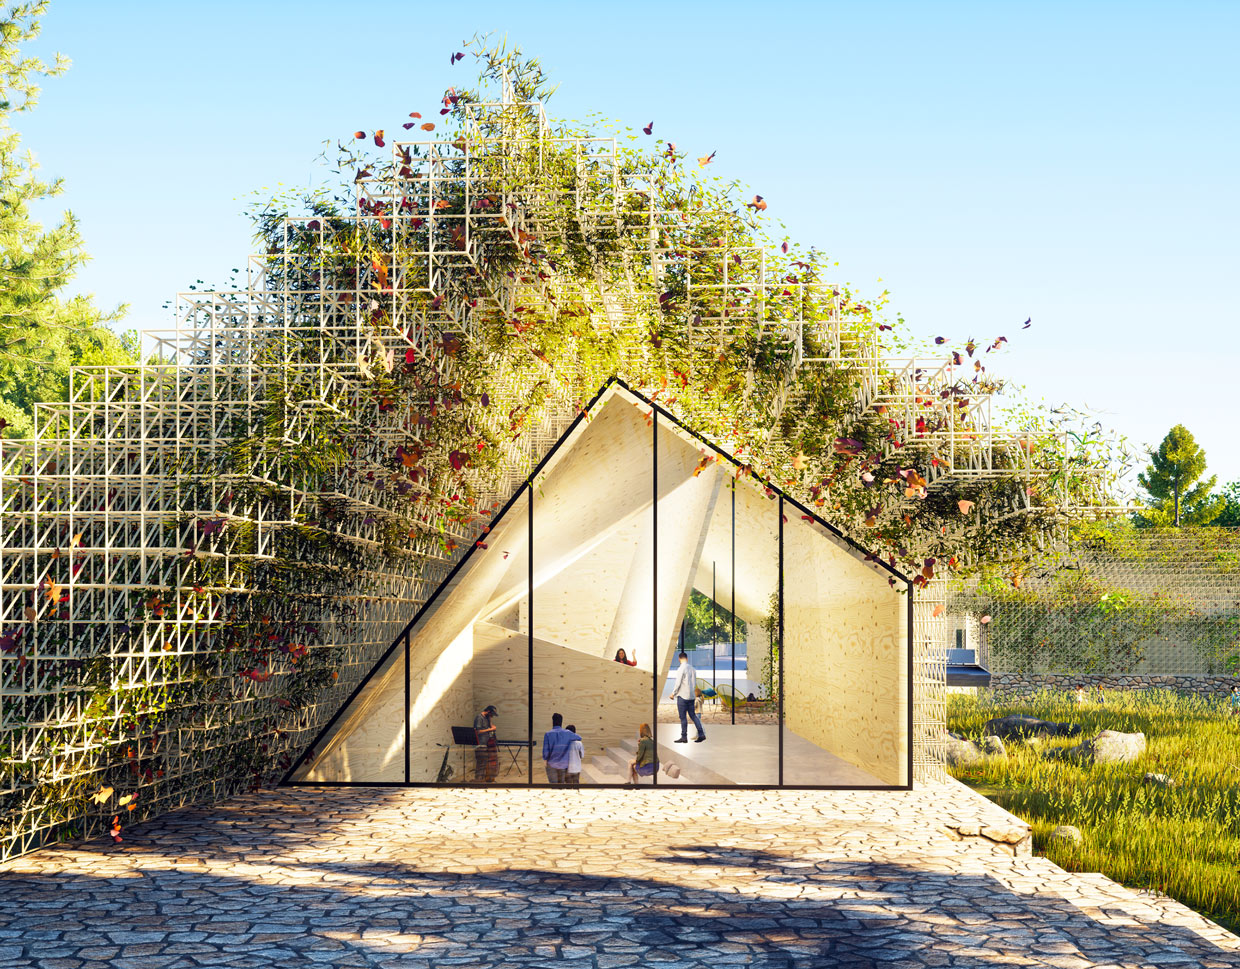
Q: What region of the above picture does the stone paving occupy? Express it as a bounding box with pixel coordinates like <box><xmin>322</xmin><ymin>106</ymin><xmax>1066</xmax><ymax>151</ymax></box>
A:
<box><xmin>1</xmin><ymin>780</ymin><xmax>1238</xmax><ymax>968</ymax></box>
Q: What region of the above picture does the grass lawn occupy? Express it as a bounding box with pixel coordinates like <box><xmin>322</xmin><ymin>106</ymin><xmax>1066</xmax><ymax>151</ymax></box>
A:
<box><xmin>947</xmin><ymin>688</ymin><xmax>1240</xmax><ymax>934</ymax></box>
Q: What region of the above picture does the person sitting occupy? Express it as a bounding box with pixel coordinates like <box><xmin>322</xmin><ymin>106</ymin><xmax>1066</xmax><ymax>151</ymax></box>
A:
<box><xmin>628</xmin><ymin>722</ymin><xmax>658</xmax><ymax>784</ymax></box>
<box><xmin>613</xmin><ymin>648</ymin><xmax>637</xmax><ymax>667</ymax></box>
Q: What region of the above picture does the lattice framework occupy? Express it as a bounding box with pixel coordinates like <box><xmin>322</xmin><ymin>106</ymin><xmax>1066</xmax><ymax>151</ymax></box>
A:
<box><xmin>0</xmin><ymin>78</ymin><xmax>1107</xmax><ymax>856</ymax></box>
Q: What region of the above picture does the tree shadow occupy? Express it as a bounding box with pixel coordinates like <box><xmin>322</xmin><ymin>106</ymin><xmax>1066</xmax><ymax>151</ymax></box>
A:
<box><xmin>3</xmin><ymin>836</ymin><xmax>1239</xmax><ymax>967</ymax></box>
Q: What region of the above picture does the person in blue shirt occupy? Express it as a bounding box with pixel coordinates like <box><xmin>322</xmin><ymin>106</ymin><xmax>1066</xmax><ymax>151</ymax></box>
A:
<box><xmin>1231</xmin><ymin>685</ymin><xmax>1240</xmax><ymax>717</ymax></box>
<box><xmin>541</xmin><ymin>713</ymin><xmax>581</xmax><ymax>784</ymax></box>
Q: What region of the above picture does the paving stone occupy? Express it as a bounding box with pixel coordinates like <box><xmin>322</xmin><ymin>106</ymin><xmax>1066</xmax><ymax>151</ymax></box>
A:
<box><xmin>1</xmin><ymin>782</ymin><xmax>1239</xmax><ymax>968</ymax></box>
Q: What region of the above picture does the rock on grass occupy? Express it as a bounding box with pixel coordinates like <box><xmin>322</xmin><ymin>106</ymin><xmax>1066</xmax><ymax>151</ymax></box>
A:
<box><xmin>984</xmin><ymin>715</ymin><xmax>1081</xmax><ymax>742</ymax></box>
<box><xmin>1050</xmin><ymin>824</ymin><xmax>1083</xmax><ymax>846</ymax></box>
<box><xmin>1045</xmin><ymin>730</ymin><xmax>1147</xmax><ymax>765</ymax></box>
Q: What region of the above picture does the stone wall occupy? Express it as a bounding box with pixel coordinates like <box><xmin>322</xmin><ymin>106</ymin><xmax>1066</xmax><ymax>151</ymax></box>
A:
<box><xmin>988</xmin><ymin>672</ymin><xmax>1238</xmax><ymax>701</ymax></box>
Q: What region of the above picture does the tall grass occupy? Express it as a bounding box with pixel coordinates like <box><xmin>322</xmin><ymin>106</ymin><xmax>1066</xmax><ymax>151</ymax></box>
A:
<box><xmin>948</xmin><ymin>688</ymin><xmax>1240</xmax><ymax>933</ymax></box>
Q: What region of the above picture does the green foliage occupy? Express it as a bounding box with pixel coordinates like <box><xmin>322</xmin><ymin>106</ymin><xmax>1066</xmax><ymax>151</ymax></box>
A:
<box><xmin>962</xmin><ymin>560</ymin><xmax>1240</xmax><ymax>675</ymax></box>
<box><xmin>948</xmin><ymin>689</ymin><xmax>1240</xmax><ymax>934</ymax></box>
<box><xmin>761</xmin><ymin>591</ymin><xmax>780</xmax><ymax>701</ymax></box>
<box><xmin>1212</xmin><ymin>480</ymin><xmax>1240</xmax><ymax>528</ymax></box>
<box><xmin>1136</xmin><ymin>424</ymin><xmax>1222</xmax><ymax>527</ymax></box>
<box><xmin>681</xmin><ymin>590</ymin><xmax>744</xmax><ymax>649</ymax></box>
<box><xmin>0</xmin><ymin>1</ymin><xmax>133</xmax><ymax>438</ymax></box>
<box><xmin>246</xmin><ymin>37</ymin><xmax>1115</xmax><ymax>586</ymax></box>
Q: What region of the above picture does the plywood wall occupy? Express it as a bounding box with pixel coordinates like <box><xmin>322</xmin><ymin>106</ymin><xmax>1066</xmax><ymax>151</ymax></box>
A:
<box><xmin>782</xmin><ymin>519</ymin><xmax>908</xmax><ymax>786</ymax></box>
<box><xmin>473</xmin><ymin>622</ymin><xmax>651</xmax><ymax>763</ymax></box>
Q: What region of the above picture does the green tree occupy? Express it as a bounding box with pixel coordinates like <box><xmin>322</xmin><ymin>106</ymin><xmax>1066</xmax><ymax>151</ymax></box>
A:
<box><xmin>0</xmin><ymin>1</ymin><xmax>134</xmax><ymax>438</ymax></box>
<box><xmin>1135</xmin><ymin>424</ymin><xmax>1223</xmax><ymax>527</ymax></box>
<box><xmin>1213</xmin><ymin>481</ymin><xmax>1240</xmax><ymax>528</ymax></box>
<box><xmin>681</xmin><ymin>589</ymin><xmax>745</xmax><ymax>648</ymax></box>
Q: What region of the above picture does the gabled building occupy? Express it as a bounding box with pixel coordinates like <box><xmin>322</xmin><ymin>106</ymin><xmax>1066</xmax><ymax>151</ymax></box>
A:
<box><xmin>292</xmin><ymin>382</ymin><xmax>911</xmax><ymax>788</ymax></box>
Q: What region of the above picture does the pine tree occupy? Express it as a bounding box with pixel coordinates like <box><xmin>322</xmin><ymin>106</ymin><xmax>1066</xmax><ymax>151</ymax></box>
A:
<box><xmin>0</xmin><ymin>2</ymin><xmax>135</xmax><ymax>438</ymax></box>
<box><xmin>1136</xmin><ymin>424</ymin><xmax>1224</xmax><ymax>527</ymax></box>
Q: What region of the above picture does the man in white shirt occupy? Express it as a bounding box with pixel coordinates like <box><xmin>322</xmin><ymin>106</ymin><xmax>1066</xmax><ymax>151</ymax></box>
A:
<box><xmin>670</xmin><ymin>651</ymin><xmax>706</xmax><ymax>743</ymax></box>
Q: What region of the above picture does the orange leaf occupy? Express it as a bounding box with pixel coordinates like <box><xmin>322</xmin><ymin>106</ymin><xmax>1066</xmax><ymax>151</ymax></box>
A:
<box><xmin>932</xmin><ymin>604</ymin><xmax>945</xmax><ymax>618</ymax></box>
<box><xmin>957</xmin><ymin>499</ymin><xmax>975</xmax><ymax>514</ymax></box>
<box><xmin>421</xmin><ymin>122</ymin><xmax>436</xmax><ymax>132</ymax></box>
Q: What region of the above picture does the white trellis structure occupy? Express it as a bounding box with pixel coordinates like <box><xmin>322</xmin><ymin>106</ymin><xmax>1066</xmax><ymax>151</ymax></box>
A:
<box><xmin>0</xmin><ymin>82</ymin><xmax>1108</xmax><ymax>860</ymax></box>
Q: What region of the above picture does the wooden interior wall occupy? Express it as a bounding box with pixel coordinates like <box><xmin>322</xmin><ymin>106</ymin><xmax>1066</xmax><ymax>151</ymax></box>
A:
<box><xmin>473</xmin><ymin>622</ymin><xmax>649</xmax><ymax>764</ymax></box>
<box><xmin>782</xmin><ymin>516</ymin><xmax>908</xmax><ymax>785</ymax></box>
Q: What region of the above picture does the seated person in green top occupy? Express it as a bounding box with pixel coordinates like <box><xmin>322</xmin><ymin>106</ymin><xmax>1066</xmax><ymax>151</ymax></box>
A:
<box><xmin>628</xmin><ymin>722</ymin><xmax>657</xmax><ymax>784</ymax></box>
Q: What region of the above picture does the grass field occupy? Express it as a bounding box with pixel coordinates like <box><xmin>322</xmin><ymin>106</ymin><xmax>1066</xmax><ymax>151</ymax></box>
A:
<box><xmin>947</xmin><ymin>688</ymin><xmax>1240</xmax><ymax>934</ymax></box>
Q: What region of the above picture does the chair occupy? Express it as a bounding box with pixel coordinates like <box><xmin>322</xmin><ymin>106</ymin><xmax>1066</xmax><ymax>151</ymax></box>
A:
<box><xmin>717</xmin><ymin>684</ymin><xmax>773</xmax><ymax>715</ymax></box>
<box><xmin>716</xmin><ymin>683</ymin><xmax>743</xmax><ymax>712</ymax></box>
<box><xmin>695</xmin><ymin>678</ymin><xmax>719</xmax><ymax>708</ymax></box>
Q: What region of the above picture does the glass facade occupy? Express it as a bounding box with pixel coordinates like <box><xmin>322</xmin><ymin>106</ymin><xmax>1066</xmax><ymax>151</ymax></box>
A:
<box><xmin>291</xmin><ymin>386</ymin><xmax>910</xmax><ymax>788</ymax></box>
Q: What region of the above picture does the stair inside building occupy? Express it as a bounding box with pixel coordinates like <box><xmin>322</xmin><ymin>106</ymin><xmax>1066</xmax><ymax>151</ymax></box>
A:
<box><xmin>579</xmin><ymin>735</ymin><xmax>731</xmax><ymax>785</ymax></box>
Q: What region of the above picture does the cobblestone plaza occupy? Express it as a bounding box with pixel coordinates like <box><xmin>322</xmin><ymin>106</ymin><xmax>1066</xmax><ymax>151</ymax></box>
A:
<box><xmin>2</xmin><ymin>782</ymin><xmax>1237</xmax><ymax>968</ymax></box>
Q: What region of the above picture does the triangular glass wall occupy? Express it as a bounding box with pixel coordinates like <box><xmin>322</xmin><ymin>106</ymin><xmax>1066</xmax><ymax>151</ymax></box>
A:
<box><xmin>289</xmin><ymin>383</ymin><xmax>910</xmax><ymax>788</ymax></box>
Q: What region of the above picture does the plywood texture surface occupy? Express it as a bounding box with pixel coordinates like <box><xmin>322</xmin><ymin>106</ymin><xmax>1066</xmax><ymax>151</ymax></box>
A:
<box><xmin>783</xmin><ymin>518</ymin><xmax>908</xmax><ymax>786</ymax></box>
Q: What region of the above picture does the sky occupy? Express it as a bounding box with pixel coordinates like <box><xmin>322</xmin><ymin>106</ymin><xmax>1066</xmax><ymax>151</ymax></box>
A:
<box><xmin>13</xmin><ymin>0</ymin><xmax>1240</xmax><ymax>493</ymax></box>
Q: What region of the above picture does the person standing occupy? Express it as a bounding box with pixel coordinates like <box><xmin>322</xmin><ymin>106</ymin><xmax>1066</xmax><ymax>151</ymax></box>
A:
<box><xmin>473</xmin><ymin>704</ymin><xmax>499</xmax><ymax>783</ymax></box>
<box><xmin>541</xmin><ymin>713</ymin><xmax>580</xmax><ymax>784</ymax></box>
<box><xmin>565</xmin><ymin>724</ymin><xmax>584</xmax><ymax>786</ymax></box>
<box><xmin>670</xmin><ymin>651</ymin><xmax>706</xmax><ymax>743</ymax></box>
<box><xmin>1231</xmin><ymin>685</ymin><xmax>1240</xmax><ymax>717</ymax></box>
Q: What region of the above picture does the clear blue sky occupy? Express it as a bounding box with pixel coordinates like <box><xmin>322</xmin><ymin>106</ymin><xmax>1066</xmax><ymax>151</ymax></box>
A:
<box><xmin>17</xmin><ymin>0</ymin><xmax>1240</xmax><ymax>491</ymax></box>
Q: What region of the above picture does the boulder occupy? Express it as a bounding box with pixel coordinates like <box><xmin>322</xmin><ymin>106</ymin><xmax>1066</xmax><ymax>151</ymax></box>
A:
<box><xmin>1142</xmin><ymin>772</ymin><xmax>1174</xmax><ymax>788</ymax></box>
<box><xmin>944</xmin><ymin>734</ymin><xmax>987</xmax><ymax>766</ymax></box>
<box><xmin>1050</xmin><ymin>730</ymin><xmax>1146</xmax><ymax>766</ymax></box>
<box><xmin>979</xmin><ymin>735</ymin><xmax>1006</xmax><ymax>756</ymax></box>
<box><xmin>983</xmin><ymin>715</ymin><xmax>1081</xmax><ymax>742</ymax></box>
<box><xmin>1088</xmin><ymin>730</ymin><xmax>1146</xmax><ymax>764</ymax></box>
<box><xmin>1049</xmin><ymin>824</ymin><xmax>1082</xmax><ymax>847</ymax></box>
